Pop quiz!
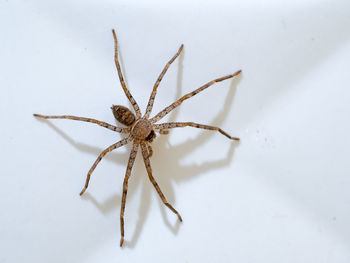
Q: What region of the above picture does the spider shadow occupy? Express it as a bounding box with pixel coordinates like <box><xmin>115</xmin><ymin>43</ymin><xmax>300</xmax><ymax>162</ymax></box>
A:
<box><xmin>151</xmin><ymin>81</ymin><xmax>240</xmax><ymax>227</ymax></box>
<box><xmin>126</xmin><ymin>55</ymin><xmax>242</xmax><ymax>247</ymax></box>
<box><xmin>35</xmin><ymin>119</ymin><xmax>130</xmax><ymax>217</ymax></box>
<box><xmin>36</xmin><ymin>119</ymin><xmax>129</xmax><ymax>166</ymax></box>
<box><xmin>36</xmin><ymin>49</ymin><xmax>241</xmax><ymax>249</ymax></box>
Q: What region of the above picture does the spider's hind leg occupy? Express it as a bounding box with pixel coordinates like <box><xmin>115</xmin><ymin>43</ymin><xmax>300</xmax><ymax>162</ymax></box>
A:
<box><xmin>33</xmin><ymin>114</ymin><xmax>128</xmax><ymax>133</ymax></box>
<box><xmin>140</xmin><ymin>142</ymin><xmax>182</xmax><ymax>222</ymax></box>
<box><xmin>120</xmin><ymin>142</ymin><xmax>139</xmax><ymax>247</ymax></box>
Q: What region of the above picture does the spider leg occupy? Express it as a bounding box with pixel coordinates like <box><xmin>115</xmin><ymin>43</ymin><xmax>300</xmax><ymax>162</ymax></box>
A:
<box><xmin>154</xmin><ymin>122</ymin><xmax>240</xmax><ymax>141</ymax></box>
<box><xmin>150</xmin><ymin>70</ymin><xmax>241</xmax><ymax>123</ymax></box>
<box><xmin>144</xmin><ymin>44</ymin><xmax>184</xmax><ymax>119</ymax></box>
<box><xmin>140</xmin><ymin>142</ymin><xmax>183</xmax><ymax>222</ymax></box>
<box><xmin>80</xmin><ymin>137</ymin><xmax>131</xmax><ymax>196</ymax></box>
<box><xmin>120</xmin><ymin>142</ymin><xmax>139</xmax><ymax>247</ymax></box>
<box><xmin>112</xmin><ymin>29</ymin><xmax>141</xmax><ymax>119</ymax></box>
<box><xmin>33</xmin><ymin>114</ymin><xmax>128</xmax><ymax>133</ymax></box>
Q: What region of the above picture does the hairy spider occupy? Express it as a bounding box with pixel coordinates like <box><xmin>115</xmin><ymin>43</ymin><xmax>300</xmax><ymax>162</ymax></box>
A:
<box><xmin>34</xmin><ymin>29</ymin><xmax>241</xmax><ymax>247</ymax></box>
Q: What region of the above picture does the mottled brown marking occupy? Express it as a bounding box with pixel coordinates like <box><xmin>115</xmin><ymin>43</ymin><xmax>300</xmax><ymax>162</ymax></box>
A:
<box><xmin>131</xmin><ymin>118</ymin><xmax>152</xmax><ymax>140</ymax></box>
<box><xmin>111</xmin><ymin>105</ymin><xmax>136</xmax><ymax>126</ymax></box>
<box><xmin>33</xmin><ymin>29</ymin><xmax>241</xmax><ymax>247</ymax></box>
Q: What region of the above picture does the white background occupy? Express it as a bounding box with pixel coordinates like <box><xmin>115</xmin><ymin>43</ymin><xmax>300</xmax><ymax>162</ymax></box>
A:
<box><xmin>1</xmin><ymin>0</ymin><xmax>350</xmax><ymax>262</ymax></box>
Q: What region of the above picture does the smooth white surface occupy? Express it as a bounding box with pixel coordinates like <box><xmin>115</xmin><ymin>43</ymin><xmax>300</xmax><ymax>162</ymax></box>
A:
<box><xmin>1</xmin><ymin>0</ymin><xmax>350</xmax><ymax>262</ymax></box>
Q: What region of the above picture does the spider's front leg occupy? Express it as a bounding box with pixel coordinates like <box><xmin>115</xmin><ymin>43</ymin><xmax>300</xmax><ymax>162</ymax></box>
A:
<box><xmin>154</xmin><ymin>122</ymin><xmax>240</xmax><ymax>141</ymax></box>
<box><xmin>151</xmin><ymin>70</ymin><xmax>241</xmax><ymax>123</ymax></box>
<box><xmin>112</xmin><ymin>29</ymin><xmax>142</xmax><ymax>119</ymax></box>
<box><xmin>144</xmin><ymin>44</ymin><xmax>184</xmax><ymax>119</ymax></box>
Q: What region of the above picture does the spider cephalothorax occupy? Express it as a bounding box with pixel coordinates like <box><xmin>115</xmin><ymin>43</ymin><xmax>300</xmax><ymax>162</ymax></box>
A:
<box><xmin>131</xmin><ymin>118</ymin><xmax>153</xmax><ymax>140</ymax></box>
<box><xmin>34</xmin><ymin>29</ymin><xmax>241</xmax><ymax>247</ymax></box>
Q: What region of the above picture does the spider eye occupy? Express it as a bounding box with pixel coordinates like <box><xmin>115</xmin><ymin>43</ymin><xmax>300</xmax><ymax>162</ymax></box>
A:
<box><xmin>111</xmin><ymin>105</ymin><xmax>136</xmax><ymax>126</ymax></box>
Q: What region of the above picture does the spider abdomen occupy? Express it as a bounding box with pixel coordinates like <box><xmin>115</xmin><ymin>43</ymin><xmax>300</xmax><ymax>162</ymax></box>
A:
<box><xmin>131</xmin><ymin>118</ymin><xmax>153</xmax><ymax>140</ymax></box>
<box><xmin>111</xmin><ymin>105</ymin><xmax>136</xmax><ymax>126</ymax></box>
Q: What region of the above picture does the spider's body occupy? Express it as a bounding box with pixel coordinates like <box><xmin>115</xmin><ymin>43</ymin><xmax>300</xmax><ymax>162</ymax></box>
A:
<box><xmin>34</xmin><ymin>29</ymin><xmax>241</xmax><ymax>247</ymax></box>
<box><xmin>131</xmin><ymin>118</ymin><xmax>153</xmax><ymax>140</ymax></box>
<box><xmin>111</xmin><ymin>105</ymin><xmax>136</xmax><ymax>126</ymax></box>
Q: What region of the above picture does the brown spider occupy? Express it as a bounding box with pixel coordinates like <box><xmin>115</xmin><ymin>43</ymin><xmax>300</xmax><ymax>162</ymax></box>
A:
<box><xmin>34</xmin><ymin>29</ymin><xmax>241</xmax><ymax>247</ymax></box>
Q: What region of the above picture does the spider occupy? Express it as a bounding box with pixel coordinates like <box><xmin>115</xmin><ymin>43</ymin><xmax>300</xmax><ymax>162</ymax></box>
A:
<box><xmin>34</xmin><ymin>29</ymin><xmax>241</xmax><ymax>247</ymax></box>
